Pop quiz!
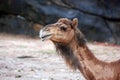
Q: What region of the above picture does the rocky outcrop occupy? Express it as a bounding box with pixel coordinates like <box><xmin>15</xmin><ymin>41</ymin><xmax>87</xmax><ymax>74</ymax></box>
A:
<box><xmin>0</xmin><ymin>0</ymin><xmax>120</xmax><ymax>44</ymax></box>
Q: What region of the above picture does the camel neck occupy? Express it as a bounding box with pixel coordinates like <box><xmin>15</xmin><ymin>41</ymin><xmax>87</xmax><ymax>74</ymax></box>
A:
<box><xmin>69</xmin><ymin>39</ymin><xmax>97</xmax><ymax>62</ymax></box>
<box><xmin>53</xmin><ymin>38</ymin><xmax>102</xmax><ymax>71</ymax></box>
<box><xmin>68</xmin><ymin>40</ymin><xmax>101</xmax><ymax>79</ymax></box>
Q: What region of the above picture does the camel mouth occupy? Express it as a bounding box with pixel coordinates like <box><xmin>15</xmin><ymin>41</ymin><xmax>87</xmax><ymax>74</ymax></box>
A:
<box><xmin>40</xmin><ymin>34</ymin><xmax>52</xmax><ymax>41</ymax></box>
<box><xmin>39</xmin><ymin>30</ymin><xmax>52</xmax><ymax>41</ymax></box>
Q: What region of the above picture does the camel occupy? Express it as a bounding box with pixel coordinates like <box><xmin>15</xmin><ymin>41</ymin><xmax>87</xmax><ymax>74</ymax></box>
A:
<box><xmin>39</xmin><ymin>18</ymin><xmax>120</xmax><ymax>80</ymax></box>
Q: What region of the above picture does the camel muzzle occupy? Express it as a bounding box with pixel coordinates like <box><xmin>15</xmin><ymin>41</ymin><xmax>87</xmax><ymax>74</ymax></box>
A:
<box><xmin>39</xmin><ymin>29</ymin><xmax>52</xmax><ymax>41</ymax></box>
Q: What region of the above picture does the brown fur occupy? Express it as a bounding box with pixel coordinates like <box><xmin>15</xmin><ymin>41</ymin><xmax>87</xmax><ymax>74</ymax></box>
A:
<box><xmin>40</xmin><ymin>18</ymin><xmax>120</xmax><ymax>80</ymax></box>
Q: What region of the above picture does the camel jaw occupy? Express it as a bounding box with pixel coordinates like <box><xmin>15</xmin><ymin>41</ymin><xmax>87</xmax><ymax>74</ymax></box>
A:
<box><xmin>39</xmin><ymin>30</ymin><xmax>52</xmax><ymax>41</ymax></box>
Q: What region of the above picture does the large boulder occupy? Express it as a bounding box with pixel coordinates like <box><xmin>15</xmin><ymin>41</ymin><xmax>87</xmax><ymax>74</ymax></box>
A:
<box><xmin>0</xmin><ymin>0</ymin><xmax>120</xmax><ymax>44</ymax></box>
<box><xmin>0</xmin><ymin>15</ymin><xmax>36</xmax><ymax>37</ymax></box>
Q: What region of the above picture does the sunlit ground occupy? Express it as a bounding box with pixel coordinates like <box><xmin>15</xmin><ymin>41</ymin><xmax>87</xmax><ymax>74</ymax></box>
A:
<box><xmin>0</xmin><ymin>33</ymin><xmax>120</xmax><ymax>80</ymax></box>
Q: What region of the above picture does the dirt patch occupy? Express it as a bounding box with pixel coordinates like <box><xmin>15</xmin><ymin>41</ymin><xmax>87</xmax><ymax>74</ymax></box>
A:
<box><xmin>0</xmin><ymin>34</ymin><xmax>120</xmax><ymax>80</ymax></box>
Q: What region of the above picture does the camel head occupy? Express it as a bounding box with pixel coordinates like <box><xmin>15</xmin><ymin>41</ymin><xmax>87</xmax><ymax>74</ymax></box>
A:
<box><xmin>39</xmin><ymin>18</ymin><xmax>86</xmax><ymax>70</ymax></box>
<box><xmin>39</xmin><ymin>18</ymin><xmax>80</xmax><ymax>44</ymax></box>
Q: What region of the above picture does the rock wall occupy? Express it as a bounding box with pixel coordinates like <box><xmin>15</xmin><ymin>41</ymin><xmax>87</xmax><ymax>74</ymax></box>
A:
<box><xmin>0</xmin><ymin>0</ymin><xmax>120</xmax><ymax>44</ymax></box>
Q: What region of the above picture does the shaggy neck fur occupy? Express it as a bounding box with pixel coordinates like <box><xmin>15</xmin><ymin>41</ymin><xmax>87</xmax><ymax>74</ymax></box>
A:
<box><xmin>53</xmin><ymin>42</ymin><xmax>80</xmax><ymax>70</ymax></box>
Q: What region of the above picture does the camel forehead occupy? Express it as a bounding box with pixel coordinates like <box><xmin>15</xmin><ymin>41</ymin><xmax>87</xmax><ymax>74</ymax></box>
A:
<box><xmin>57</xmin><ymin>18</ymin><xmax>72</xmax><ymax>25</ymax></box>
<box><xmin>49</xmin><ymin>18</ymin><xmax>72</xmax><ymax>28</ymax></box>
<box><xmin>44</xmin><ymin>18</ymin><xmax>72</xmax><ymax>28</ymax></box>
<box><xmin>45</xmin><ymin>22</ymin><xmax>71</xmax><ymax>28</ymax></box>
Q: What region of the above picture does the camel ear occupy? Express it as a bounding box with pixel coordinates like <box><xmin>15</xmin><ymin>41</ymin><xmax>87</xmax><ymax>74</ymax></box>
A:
<box><xmin>72</xmin><ymin>18</ymin><xmax>78</xmax><ymax>28</ymax></box>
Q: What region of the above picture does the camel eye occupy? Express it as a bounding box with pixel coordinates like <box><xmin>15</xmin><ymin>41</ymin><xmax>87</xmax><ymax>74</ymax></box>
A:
<box><xmin>60</xmin><ymin>26</ymin><xmax>67</xmax><ymax>31</ymax></box>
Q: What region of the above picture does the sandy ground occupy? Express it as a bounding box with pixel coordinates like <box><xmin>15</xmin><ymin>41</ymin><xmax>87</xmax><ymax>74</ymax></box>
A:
<box><xmin>0</xmin><ymin>33</ymin><xmax>120</xmax><ymax>80</ymax></box>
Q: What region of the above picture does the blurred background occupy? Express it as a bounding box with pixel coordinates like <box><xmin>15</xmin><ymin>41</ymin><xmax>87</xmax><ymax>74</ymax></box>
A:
<box><xmin>0</xmin><ymin>0</ymin><xmax>120</xmax><ymax>45</ymax></box>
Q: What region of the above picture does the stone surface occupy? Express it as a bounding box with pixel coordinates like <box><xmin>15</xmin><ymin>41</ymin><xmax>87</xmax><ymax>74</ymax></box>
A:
<box><xmin>0</xmin><ymin>0</ymin><xmax>120</xmax><ymax>44</ymax></box>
